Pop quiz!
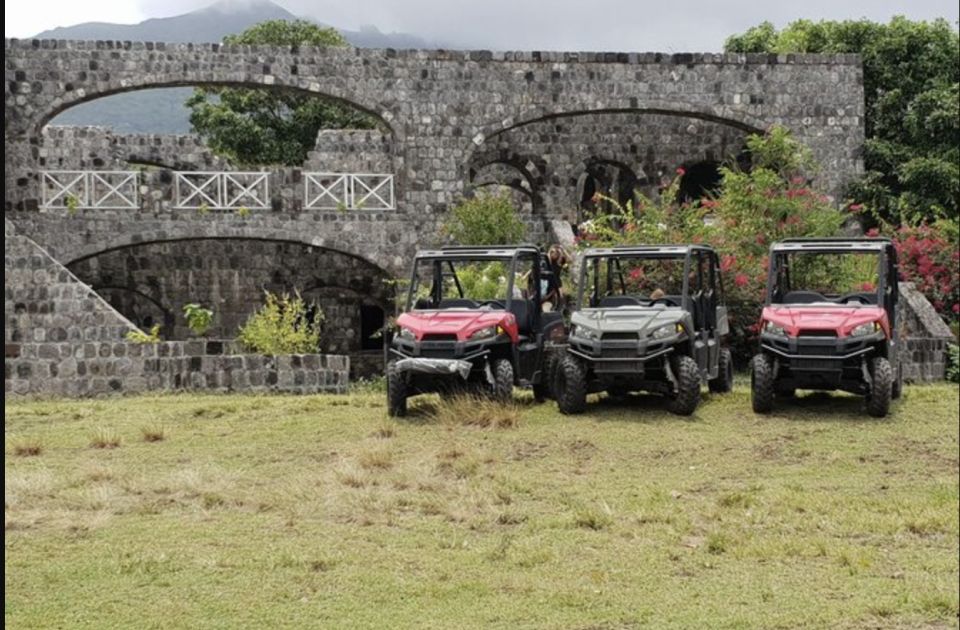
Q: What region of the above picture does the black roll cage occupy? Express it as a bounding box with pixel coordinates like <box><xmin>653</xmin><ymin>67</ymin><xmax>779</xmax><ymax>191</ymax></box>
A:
<box><xmin>764</xmin><ymin>238</ymin><xmax>899</xmax><ymax>327</ymax></box>
<box><xmin>576</xmin><ymin>245</ymin><xmax>723</xmax><ymax>313</ymax></box>
<box><xmin>405</xmin><ymin>245</ymin><xmax>544</xmax><ymax>313</ymax></box>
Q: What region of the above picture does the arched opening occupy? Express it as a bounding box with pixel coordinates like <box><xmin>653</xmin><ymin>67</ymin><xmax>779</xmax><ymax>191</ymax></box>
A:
<box><xmin>677</xmin><ymin>161</ymin><xmax>723</xmax><ymax>204</ymax></box>
<box><xmin>463</xmin><ymin>109</ymin><xmax>757</xmax><ymax>226</ymax></box>
<box><xmin>67</xmin><ymin>237</ymin><xmax>392</xmax><ymax>377</ymax></box>
<box><xmin>39</xmin><ymin>82</ymin><xmax>395</xmax><ymax>170</ymax></box>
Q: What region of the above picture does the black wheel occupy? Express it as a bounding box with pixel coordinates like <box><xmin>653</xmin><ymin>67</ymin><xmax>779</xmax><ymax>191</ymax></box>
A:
<box><xmin>491</xmin><ymin>358</ymin><xmax>515</xmax><ymax>403</ymax></box>
<box><xmin>667</xmin><ymin>355</ymin><xmax>700</xmax><ymax>416</ymax></box>
<box><xmin>555</xmin><ymin>353</ymin><xmax>588</xmax><ymax>415</ymax></box>
<box><xmin>708</xmin><ymin>348</ymin><xmax>734</xmax><ymax>393</ymax></box>
<box><xmin>891</xmin><ymin>360</ymin><xmax>903</xmax><ymax>400</ymax></box>
<box><xmin>386</xmin><ymin>361</ymin><xmax>408</xmax><ymax>418</ymax></box>
<box><xmin>751</xmin><ymin>353</ymin><xmax>775</xmax><ymax>414</ymax></box>
<box><xmin>866</xmin><ymin>356</ymin><xmax>893</xmax><ymax>417</ymax></box>
<box><xmin>533</xmin><ymin>350</ymin><xmax>560</xmax><ymax>403</ymax></box>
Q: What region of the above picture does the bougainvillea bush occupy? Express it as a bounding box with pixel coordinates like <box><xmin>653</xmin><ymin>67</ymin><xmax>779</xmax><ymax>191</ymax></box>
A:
<box><xmin>577</xmin><ymin>126</ymin><xmax>846</xmax><ymax>363</ymax></box>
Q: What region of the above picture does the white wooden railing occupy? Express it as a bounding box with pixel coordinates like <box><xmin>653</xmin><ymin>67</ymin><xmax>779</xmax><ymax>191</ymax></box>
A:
<box><xmin>304</xmin><ymin>173</ymin><xmax>395</xmax><ymax>210</ymax></box>
<box><xmin>41</xmin><ymin>171</ymin><xmax>139</xmax><ymax>209</ymax></box>
<box><xmin>173</xmin><ymin>171</ymin><xmax>270</xmax><ymax>210</ymax></box>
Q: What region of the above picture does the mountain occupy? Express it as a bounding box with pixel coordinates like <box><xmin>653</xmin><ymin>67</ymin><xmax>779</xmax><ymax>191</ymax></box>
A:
<box><xmin>33</xmin><ymin>0</ymin><xmax>448</xmax><ymax>133</ymax></box>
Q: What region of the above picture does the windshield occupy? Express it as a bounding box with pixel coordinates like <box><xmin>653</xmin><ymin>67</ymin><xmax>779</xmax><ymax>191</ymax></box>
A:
<box><xmin>771</xmin><ymin>251</ymin><xmax>882</xmax><ymax>306</ymax></box>
<box><xmin>581</xmin><ymin>254</ymin><xmax>689</xmax><ymax>308</ymax></box>
<box><xmin>408</xmin><ymin>256</ymin><xmax>531</xmax><ymax>310</ymax></box>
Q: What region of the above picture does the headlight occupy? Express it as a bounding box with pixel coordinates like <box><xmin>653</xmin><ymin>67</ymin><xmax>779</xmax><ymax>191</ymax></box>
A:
<box><xmin>469</xmin><ymin>326</ymin><xmax>497</xmax><ymax>340</ymax></box>
<box><xmin>850</xmin><ymin>322</ymin><xmax>880</xmax><ymax>337</ymax></box>
<box><xmin>571</xmin><ymin>325</ymin><xmax>599</xmax><ymax>341</ymax></box>
<box><xmin>399</xmin><ymin>327</ymin><xmax>416</xmax><ymax>341</ymax></box>
<box><xmin>651</xmin><ymin>324</ymin><xmax>681</xmax><ymax>340</ymax></box>
<box><xmin>764</xmin><ymin>321</ymin><xmax>787</xmax><ymax>337</ymax></box>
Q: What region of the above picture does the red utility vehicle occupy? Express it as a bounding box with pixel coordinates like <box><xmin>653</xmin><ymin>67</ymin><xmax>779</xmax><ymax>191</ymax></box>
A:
<box><xmin>386</xmin><ymin>245</ymin><xmax>566</xmax><ymax>416</ymax></box>
<box><xmin>751</xmin><ymin>238</ymin><xmax>902</xmax><ymax>417</ymax></box>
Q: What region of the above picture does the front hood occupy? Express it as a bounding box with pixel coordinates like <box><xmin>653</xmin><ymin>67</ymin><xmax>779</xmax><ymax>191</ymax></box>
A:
<box><xmin>571</xmin><ymin>307</ymin><xmax>684</xmax><ymax>336</ymax></box>
<box><xmin>397</xmin><ymin>310</ymin><xmax>514</xmax><ymax>341</ymax></box>
<box><xmin>762</xmin><ymin>305</ymin><xmax>888</xmax><ymax>337</ymax></box>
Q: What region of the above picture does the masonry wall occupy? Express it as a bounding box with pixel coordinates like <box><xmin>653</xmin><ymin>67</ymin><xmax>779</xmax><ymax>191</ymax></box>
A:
<box><xmin>6</xmin><ymin>40</ymin><xmax>866</xmax><ymax>273</ymax></box>
<box><xmin>5</xmin><ymin>339</ymin><xmax>349</xmax><ymax>397</ymax></box>
<box><xmin>899</xmin><ymin>282</ymin><xmax>955</xmax><ymax>382</ymax></box>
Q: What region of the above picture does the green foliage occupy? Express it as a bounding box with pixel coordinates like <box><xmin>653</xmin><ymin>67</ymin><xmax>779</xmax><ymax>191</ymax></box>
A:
<box><xmin>725</xmin><ymin>17</ymin><xmax>960</xmax><ymax>224</ymax></box>
<box><xmin>236</xmin><ymin>206</ymin><xmax>251</xmax><ymax>218</ymax></box>
<box><xmin>183</xmin><ymin>303</ymin><xmax>214</xmax><ymax>337</ymax></box>
<box><xmin>126</xmin><ymin>324</ymin><xmax>161</xmax><ymax>344</ymax></box>
<box><xmin>237</xmin><ymin>291</ymin><xmax>323</xmax><ymax>355</ymax></box>
<box><xmin>443</xmin><ymin>192</ymin><xmax>526</xmax><ymax>246</ymax></box>
<box><xmin>454</xmin><ymin>262</ymin><xmax>510</xmax><ymax>300</ymax></box>
<box><xmin>947</xmin><ymin>344</ymin><xmax>960</xmax><ymax>383</ymax></box>
<box><xmin>197</xmin><ymin>202</ymin><xmax>210</xmax><ymax>216</ymax></box>
<box><xmin>186</xmin><ymin>20</ymin><xmax>379</xmax><ymax>166</ymax></box>
<box><xmin>65</xmin><ymin>194</ymin><xmax>79</xmax><ymax>214</ymax></box>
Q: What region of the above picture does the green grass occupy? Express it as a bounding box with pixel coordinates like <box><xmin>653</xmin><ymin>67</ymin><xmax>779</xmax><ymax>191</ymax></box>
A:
<box><xmin>5</xmin><ymin>384</ymin><xmax>959</xmax><ymax>629</ymax></box>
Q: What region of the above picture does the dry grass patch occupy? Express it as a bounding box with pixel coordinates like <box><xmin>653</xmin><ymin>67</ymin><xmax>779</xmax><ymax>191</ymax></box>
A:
<box><xmin>12</xmin><ymin>439</ymin><xmax>43</xmax><ymax>457</ymax></box>
<box><xmin>89</xmin><ymin>427</ymin><xmax>121</xmax><ymax>449</ymax></box>
<box><xmin>426</xmin><ymin>395</ymin><xmax>520</xmax><ymax>429</ymax></box>
<box><xmin>357</xmin><ymin>448</ymin><xmax>394</xmax><ymax>471</ymax></box>
<box><xmin>140</xmin><ymin>424</ymin><xmax>167</xmax><ymax>442</ymax></box>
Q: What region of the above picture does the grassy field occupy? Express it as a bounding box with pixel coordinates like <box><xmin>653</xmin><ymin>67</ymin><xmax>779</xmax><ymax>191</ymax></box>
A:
<box><xmin>5</xmin><ymin>383</ymin><xmax>959</xmax><ymax>629</ymax></box>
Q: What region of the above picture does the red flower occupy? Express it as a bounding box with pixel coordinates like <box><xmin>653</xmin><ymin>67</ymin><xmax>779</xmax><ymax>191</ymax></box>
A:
<box><xmin>847</xmin><ymin>203</ymin><xmax>863</xmax><ymax>213</ymax></box>
<box><xmin>676</xmin><ymin>167</ymin><xmax>686</xmax><ymax>176</ymax></box>
<box><xmin>866</xmin><ymin>228</ymin><xmax>880</xmax><ymax>237</ymax></box>
<box><xmin>953</xmin><ymin>304</ymin><xmax>959</xmax><ymax>315</ymax></box>
<box><xmin>755</xmin><ymin>234</ymin><xmax>765</xmax><ymax>245</ymax></box>
<box><xmin>860</xmin><ymin>282</ymin><xmax>875</xmax><ymax>292</ymax></box>
<box><xmin>720</xmin><ymin>255</ymin><xmax>736</xmax><ymax>273</ymax></box>
<box><xmin>734</xmin><ymin>274</ymin><xmax>749</xmax><ymax>288</ymax></box>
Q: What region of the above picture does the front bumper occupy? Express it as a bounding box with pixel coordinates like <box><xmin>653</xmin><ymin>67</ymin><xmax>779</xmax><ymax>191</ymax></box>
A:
<box><xmin>568</xmin><ymin>335</ymin><xmax>676</xmax><ymax>373</ymax></box>
<box><xmin>390</xmin><ymin>334</ymin><xmax>506</xmax><ymax>362</ymax></box>
<box><xmin>760</xmin><ymin>332</ymin><xmax>881</xmax><ymax>370</ymax></box>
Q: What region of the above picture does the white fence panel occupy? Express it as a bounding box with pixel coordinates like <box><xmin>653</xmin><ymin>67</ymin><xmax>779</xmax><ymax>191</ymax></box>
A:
<box><xmin>41</xmin><ymin>171</ymin><xmax>139</xmax><ymax>209</ymax></box>
<box><xmin>174</xmin><ymin>172</ymin><xmax>269</xmax><ymax>210</ymax></box>
<box><xmin>305</xmin><ymin>173</ymin><xmax>394</xmax><ymax>210</ymax></box>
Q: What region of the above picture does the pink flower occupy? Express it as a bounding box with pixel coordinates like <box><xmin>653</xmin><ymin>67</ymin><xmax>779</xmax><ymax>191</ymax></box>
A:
<box><xmin>861</xmin><ymin>282</ymin><xmax>876</xmax><ymax>291</ymax></box>
<box><xmin>847</xmin><ymin>203</ymin><xmax>863</xmax><ymax>213</ymax></box>
<box><xmin>676</xmin><ymin>167</ymin><xmax>686</xmax><ymax>176</ymax></box>
<box><xmin>952</xmin><ymin>304</ymin><xmax>959</xmax><ymax>314</ymax></box>
<box><xmin>866</xmin><ymin>228</ymin><xmax>880</xmax><ymax>237</ymax></box>
<box><xmin>734</xmin><ymin>274</ymin><xmax>749</xmax><ymax>288</ymax></box>
<box><xmin>720</xmin><ymin>255</ymin><xmax>736</xmax><ymax>273</ymax></box>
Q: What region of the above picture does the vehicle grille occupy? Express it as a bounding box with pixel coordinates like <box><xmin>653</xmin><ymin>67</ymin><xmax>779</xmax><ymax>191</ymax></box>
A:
<box><xmin>600</xmin><ymin>348</ymin><xmax>639</xmax><ymax>359</ymax></box>
<box><xmin>797</xmin><ymin>330</ymin><xmax>837</xmax><ymax>338</ymax></box>
<box><xmin>796</xmin><ymin>343</ymin><xmax>836</xmax><ymax>357</ymax></box>
<box><xmin>422</xmin><ymin>334</ymin><xmax>458</xmax><ymax>342</ymax></box>
<box><xmin>602</xmin><ymin>332</ymin><xmax>639</xmax><ymax>341</ymax></box>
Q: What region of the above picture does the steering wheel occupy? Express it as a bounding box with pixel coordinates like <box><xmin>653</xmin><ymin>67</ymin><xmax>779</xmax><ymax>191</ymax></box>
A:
<box><xmin>651</xmin><ymin>297</ymin><xmax>680</xmax><ymax>307</ymax></box>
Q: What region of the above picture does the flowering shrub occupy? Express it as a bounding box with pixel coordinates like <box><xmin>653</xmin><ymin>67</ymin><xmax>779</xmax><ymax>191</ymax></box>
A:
<box><xmin>577</xmin><ymin>126</ymin><xmax>845</xmax><ymax>363</ymax></box>
<box><xmin>852</xmin><ymin>206</ymin><xmax>960</xmax><ymax>324</ymax></box>
<box><xmin>890</xmin><ymin>223</ymin><xmax>959</xmax><ymax>321</ymax></box>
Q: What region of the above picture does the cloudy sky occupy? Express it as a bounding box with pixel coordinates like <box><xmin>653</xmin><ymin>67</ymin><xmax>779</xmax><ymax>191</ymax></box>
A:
<box><xmin>5</xmin><ymin>0</ymin><xmax>959</xmax><ymax>50</ymax></box>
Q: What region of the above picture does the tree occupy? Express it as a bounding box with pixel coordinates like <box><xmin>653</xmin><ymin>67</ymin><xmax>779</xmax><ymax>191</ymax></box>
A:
<box><xmin>725</xmin><ymin>17</ymin><xmax>960</xmax><ymax>224</ymax></box>
<box><xmin>443</xmin><ymin>192</ymin><xmax>527</xmax><ymax>246</ymax></box>
<box><xmin>186</xmin><ymin>20</ymin><xmax>379</xmax><ymax>166</ymax></box>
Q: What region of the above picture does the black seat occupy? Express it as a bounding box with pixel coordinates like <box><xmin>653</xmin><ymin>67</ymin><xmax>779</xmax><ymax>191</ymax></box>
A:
<box><xmin>508</xmin><ymin>299</ymin><xmax>535</xmax><ymax>335</ymax></box>
<box><xmin>599</xmin><ymin>296</ymin><xmax>642</xmax><ymax>308</ymax></box>
<box><xmin>783</xmin><ymin>291</ymin><xmax>829</xmax><ymax>304</ymax></box>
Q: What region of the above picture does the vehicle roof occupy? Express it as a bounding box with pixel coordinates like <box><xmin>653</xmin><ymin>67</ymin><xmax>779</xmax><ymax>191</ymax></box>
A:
<box><xmin>414</xmin><ymin>244</ymin><xmax>542</xmax><ymax>259</ymax></box>
<box><xmin>580</xmin><ymin>244</ymin><xmax>715</xmax><ymax>256</ymax></box>
<box><xmin>772</xmin><ymin>237</ymin><xmax>891</xmax><ymax>252</ymax></box>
